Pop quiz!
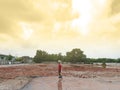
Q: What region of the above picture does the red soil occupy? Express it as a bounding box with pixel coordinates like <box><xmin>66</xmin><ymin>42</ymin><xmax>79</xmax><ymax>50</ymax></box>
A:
<box><xmin>0</xmin><ymin>64</ymin><xmax>120</xmax><ymax>79</ymax></box>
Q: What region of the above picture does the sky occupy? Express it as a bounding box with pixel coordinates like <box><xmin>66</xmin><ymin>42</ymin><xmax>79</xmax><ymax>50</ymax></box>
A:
<box><xmin>0</xmin><ymin>0</ymin><xmax>120</xmax><ymax>58</ymax></box>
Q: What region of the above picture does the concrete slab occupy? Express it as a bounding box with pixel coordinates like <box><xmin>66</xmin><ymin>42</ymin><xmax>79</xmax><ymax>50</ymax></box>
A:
<box><xmin>20</xmin><ymin>76</ymin><xmax>120</xmax><ymax>90</ymax></box>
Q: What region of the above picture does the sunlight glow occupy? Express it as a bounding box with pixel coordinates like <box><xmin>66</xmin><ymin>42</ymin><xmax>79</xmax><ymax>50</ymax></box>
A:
<box><xmin>71</xmin><ymin>0</ymin><xmax>107</xmax><ymax>35</ymax></box>
<box><xmin>72</xmin><ymin>0</ymin><xmax>93</xmax><ymax>35</ymax></box>
<box><xmin>20</xmin><ymin>23</ymin><xmax>33</xmax><ymax>40</ymax></box>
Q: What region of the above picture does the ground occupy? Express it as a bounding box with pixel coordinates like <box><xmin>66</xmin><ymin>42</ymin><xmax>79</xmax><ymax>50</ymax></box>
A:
<box><xmin>21</xmin><ymin>76</ymin><xmax>120</xmax><ymax>90</ymax></box>
<box><xmin>0</xmin><ymin>64</ymin><xmax>120</xmax><ymax>90</ymax></box>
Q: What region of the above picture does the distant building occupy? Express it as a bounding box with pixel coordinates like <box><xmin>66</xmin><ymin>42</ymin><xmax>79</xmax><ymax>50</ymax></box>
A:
<box><xmin>0</xmin><ymin>54</ymin><xmax>33</xmax><ymax>64</ymax></box>
<box><xmin>21</xmin><ymin>56</ymin><xmax>33</xmax><ymax>63</ymax></box>
<box><xmin>0</xmin><ymin>54</ymin><xmax>16</xmax><ymax>65</ymax></box>
<box><xmin>0</xmin><ymin>54</ymin><xmax>8</xmax><ymax>64</ymax></box>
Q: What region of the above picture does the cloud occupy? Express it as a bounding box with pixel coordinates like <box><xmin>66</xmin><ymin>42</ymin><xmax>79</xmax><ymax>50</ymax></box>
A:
<box><xmin>1</xmin><ymin>0</ymin><xmax>78</xmax><ymax>50</ymax></box>
<box><xmin>111</xmin><ymin>0</ymin><xmax>120</xmax><ymax>15</ymax></box>
<box><xmin>0</xmin><ymin>0</ymin><xmax>120</xmax><ymax>58</ymax></box>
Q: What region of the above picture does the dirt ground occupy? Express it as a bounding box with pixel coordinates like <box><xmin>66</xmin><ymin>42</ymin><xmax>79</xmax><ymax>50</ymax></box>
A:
<box><xmin>0</xmin><ymin>64</ymin><xmax>120</xmax><ymax>90</ymax></box>
<box><xmin>21</xmin><ymin>76</ymin><xmax>120</xmax><ymax>90</ymax></box>
<box><xmin>0</xmin><ymin>77</ymin><xmax>30</xmax><ymax>90</ymax></box>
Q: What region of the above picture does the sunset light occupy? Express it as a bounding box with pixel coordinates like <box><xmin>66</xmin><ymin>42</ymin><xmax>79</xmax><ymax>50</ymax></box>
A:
<box><xmin>0</xmin><ymin>0</ymin><xmax>120</xmax><ymax>58</ymax></box>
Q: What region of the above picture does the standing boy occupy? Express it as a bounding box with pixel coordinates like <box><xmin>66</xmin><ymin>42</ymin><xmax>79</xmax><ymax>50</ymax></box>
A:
<box><xmin>58</xmin><ymin>60</ymin><xmax>62</xmax><ymax>78</ymax></box>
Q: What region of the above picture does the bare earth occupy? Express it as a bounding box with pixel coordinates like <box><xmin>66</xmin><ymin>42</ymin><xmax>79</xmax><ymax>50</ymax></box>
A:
<box><xmin>0</xmin><ymin>64</ymin><xmax>120</xmax><ymax>90</ymax></box>
<box><xmin>21</xmin><ymin>76</ymin><xmax>120</xmax><ymax>90</ymax></box>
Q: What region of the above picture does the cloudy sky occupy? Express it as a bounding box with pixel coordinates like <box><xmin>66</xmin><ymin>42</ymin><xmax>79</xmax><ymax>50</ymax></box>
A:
<box><xmin>0</xmin><ymin>0</ymin><xmax>120</xmax><ymax>58</ymax></box>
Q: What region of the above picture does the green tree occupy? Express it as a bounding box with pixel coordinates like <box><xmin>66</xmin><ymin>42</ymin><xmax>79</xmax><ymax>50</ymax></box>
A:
<box><xmin>33</xmin><ymin>50</ymin><xmax>48</xmax><ymax>63</ymax></box>
<box><xmin>16</xmin><ymin>57</ymin><xmax>22</xmax><ymax>62</ymax></box>
<box><xmin>66</xmin><ymin>48</ymin><xmax>86</xmax><ymax>63</ymax></box>
<box><xmin>117</xmin><ymin>58</ymin><xmax>120</xmax><ymax>63</ymax></box>
<box><xmin>58</xmin><ymin>53</ymin><xmax>62</xmax><ymax>60</ymax></box>
<box><xmin>102</xmin><ymin>61</ymin><xmax>106</xmax><ymax>68</ymax></box>
<box><xmin>7</xmin><ymin>55</ymin><xmax>13</xmax><ymax>61</ymax></box>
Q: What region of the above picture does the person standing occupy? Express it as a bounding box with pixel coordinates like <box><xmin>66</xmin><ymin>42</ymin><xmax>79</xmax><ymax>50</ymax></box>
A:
<box><xmin>58</xmin><ymin>60</ymin><xmax>62</xmax><ymax>78</ymax></box>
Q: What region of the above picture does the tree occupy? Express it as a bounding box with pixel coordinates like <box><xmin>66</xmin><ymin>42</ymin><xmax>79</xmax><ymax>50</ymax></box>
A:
<box><xmin>66</xmin><ymin>48</ymin><xmax>86</xmax><ymax>63</ymax></box>
<box><xmin>58</xmin><ymin>53</ymin><xmax>63</xmax><ymax>60</ymax></box>
<box><xmin>16</xmin><ymin>57</ymin><xmax>23</xmax><ymax>62</ymax></box>
<box><xmin>33</xmin><ymin>50</ymin><xmax>48</xmax><ymax>63</ymax></box>
<box><xmin>7</xmin><ymin>55</ymin><xmax>13</xmax><ymax>61</ymax></box>
<box><xmin>117</xmin><ymin>58</ymin><xmax>120</xmax><ymax>63</ymax></box>
<box><xmin>102</xmin><ymin>61</ymin><xmax>106</xmax><ymax>68</ymax></box>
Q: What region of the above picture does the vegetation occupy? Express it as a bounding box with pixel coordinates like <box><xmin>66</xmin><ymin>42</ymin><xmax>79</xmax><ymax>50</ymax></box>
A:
<box><xmin>33</xmin><ymin>50</ymin><xmax>64</xmax><ymax>63</ymax></box>
<box><xmin>0</xmin><ymin>48</ymin><xmax>120</xmax><ymax>64</ymax></box>
<box><xmin>102</xmin><ymin>62</ymin><xmax>106</xmax><ymax>68</ymax></box>
<box><xmin>33</xmin><ymin>48</ymin><xmax>120</xmax><ymax>64</ymax></box>
<box><xmin>66</xmin><ymin>48</ymin><xmax>86</xmax><ymax>63</ymax></box>
<box><xmin>7</xmin><ymin>54</ymin><xmax>14</xmax><ymax>61</ymax></box>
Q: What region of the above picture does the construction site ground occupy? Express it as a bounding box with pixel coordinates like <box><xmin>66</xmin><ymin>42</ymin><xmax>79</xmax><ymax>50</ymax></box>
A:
<box><xmin>0</xmin><ymin>64</ymin><xmax>120</xmax><ymax>90</ymax></box>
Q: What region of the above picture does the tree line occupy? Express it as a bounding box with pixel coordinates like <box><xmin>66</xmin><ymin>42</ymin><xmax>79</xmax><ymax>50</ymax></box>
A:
<box><xmin>33</xmin><ymin>48</ymin><xmax>120</xmax><ymax>63</ymax></box>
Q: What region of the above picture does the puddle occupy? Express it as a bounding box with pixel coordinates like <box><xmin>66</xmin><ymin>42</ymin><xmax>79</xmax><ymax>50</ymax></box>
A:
<box><xmin>20</xmin><ymin>76</ymin><xmax>120</xmax><ymax>90</ymax></box>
